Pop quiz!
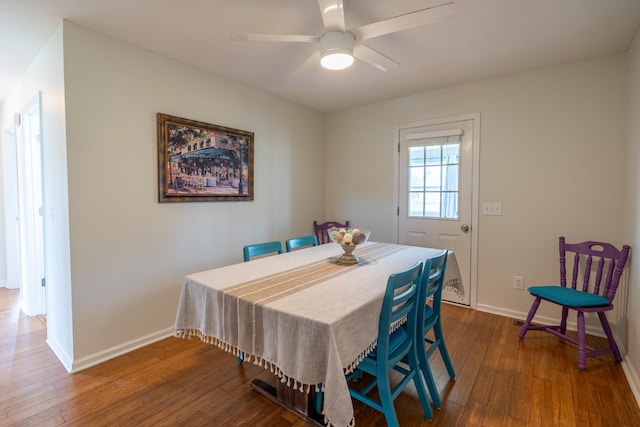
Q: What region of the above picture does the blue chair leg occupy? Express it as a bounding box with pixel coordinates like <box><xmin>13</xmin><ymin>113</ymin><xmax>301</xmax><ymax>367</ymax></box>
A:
<box><xmin>410</xmin><ymin>355</ymin><xmax>434</xmax><ymax>420</ymax></box>
<box><xmin>237</xmin><ymin>351</ymin><xmax>244</xmax><ymax>364</ymax></box>
<box><xmin>377</xmin><ymin>373</ymin><xmax>400</xmax><ymax>427</ymax></box>
<box><xmin>414</xmin><ymin>336</ymin><xmax>441</xmax><ymax>409</ymax></box>
<box><xmin>434</xmin><ymin>320</ymin><xmax>456</xmax><ymax>379</ymax></box>
<box><xmin>314</xmin><ymin>384</ymin><xmax>323</xmax><ymax>414</ymax></box>
<box><xmin>417</xmin><ymin>345</ymin><xmax>441</xmax><ymax>408</ymax></box>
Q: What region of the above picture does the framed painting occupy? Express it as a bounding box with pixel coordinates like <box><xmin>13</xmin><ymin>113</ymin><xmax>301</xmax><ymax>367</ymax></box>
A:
<box><xmin>157</xmin><ymin>113</ymin><xmax>254</xmax><ymax>202</ymax></box>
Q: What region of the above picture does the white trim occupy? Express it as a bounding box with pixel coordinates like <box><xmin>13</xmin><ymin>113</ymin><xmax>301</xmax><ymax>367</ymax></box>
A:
<box><xmin>622</xmin><ymin>359</ymin><xmax>640</xmax><ymax>410</ymax></box>
<box><xmin>69</xmin><ymin>327</ymin><xmax>175</xmax><ymax>373</ymax></box>
<box><xmin>404</xmin><ymin>128</ymin><xmax>464</xmax><ymax>140</ymax></box>
<box><xmin>392</xmin><ymin>112</ymin><xmax>480</xmax><ymax>309</ymax></box>
<box><xmin>477</xmin><ymin>303</ymin><xmax>626</xmax><ymax>339</ymax></box>
<box><xmin>46</xmin><ymin>336</ymin><xmax>73</xmax><ymax>373</ymax></box>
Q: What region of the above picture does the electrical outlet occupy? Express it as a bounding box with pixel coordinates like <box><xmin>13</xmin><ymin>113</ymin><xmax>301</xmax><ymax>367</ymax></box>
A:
<box><xmin>513</xmin><ymin>276</ymin><xmax>524</xmax><ymax>290</ymax></box>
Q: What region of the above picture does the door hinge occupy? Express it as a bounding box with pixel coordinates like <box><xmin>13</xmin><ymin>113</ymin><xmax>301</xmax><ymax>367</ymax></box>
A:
<box><xmin>41</xmin><ymin>277</ymin><xmax>46</xmax><ymax>287</ymax></box>
<box><xmin>397</xmin><ymin>143</ymin><xmax>400</xmax><ymax>153</ymax></box>
<box><xmin>397</xmin><ymin>206</ymin><xmax>400</xmax><ymax>216</ymax></box>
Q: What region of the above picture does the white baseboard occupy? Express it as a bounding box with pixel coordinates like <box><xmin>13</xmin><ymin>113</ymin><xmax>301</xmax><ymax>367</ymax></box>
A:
<box><xmin>70</xmin><ymin>327</ymin><xmax>175</xmax><ymax>373</ymax></box>
<box><xmin>477</xmin><ymin>303</ymin><xmax>606</xmax><ymax>338</ymax></box>
<box><xmin>622</xmin><ymin>359</ymin><xmax>640</xmax><ymax>409</ymax></box>
<box><xmin>0</xmin><ymin>280</ymin><xmax>18</xmax><ymax>289</ymax></box>
<box><xmin>621</xmin><ymin>357</ymin><xmax>640</xmax><ymax>407</ymax></box>
<box><xmin>47</xmin><ymin>336</ymin><xmax>73</xmax><ymax>373</ymax></box>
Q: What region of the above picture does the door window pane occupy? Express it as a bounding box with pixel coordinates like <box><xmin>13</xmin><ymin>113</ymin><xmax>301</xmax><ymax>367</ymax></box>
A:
<box><xmin>425</xmin><ymin>192</ymin><xmax>440</xmax><ymax>217</ymax></box>
<box><xmin>409</xmin><ymin>147</ymin><xmax>424</xmax><ymax>166</ymax></box>
<box><xmin>406</xmin><ymin>141</ymin><xmax>460</xmax><ymax>219</ymax></box>
<box><xmin>443</xmin><ymin>144</ymin><xmax>459</xmax><ymax>164</ymax></box>
<box><xmin>443</xmin><ymin>165</ymin><xmax>458</xmax><ymax>191</ymax></box>
<box><xmin>409</xmin><ymin>167</ymin><xmax>425</xmax><ymax>191</ymax></box>
<box><xmin>409</xmin><ymin>192</ymin><xmax>424</xmax><ymax>216</ymax></box>
<box><xmin>425</xmin><ymin>166</ymin><xmax>441</xmax><ymax>190</ymax></box>
<box><xmin>442</xmin><ymin>192</ymin><xmax>458</xmax><ymax>218</ymax></box>
<box><xmin>425</xmin><ymin>146</ymin><xmax>441</xmax><ymax>166</ymax></box>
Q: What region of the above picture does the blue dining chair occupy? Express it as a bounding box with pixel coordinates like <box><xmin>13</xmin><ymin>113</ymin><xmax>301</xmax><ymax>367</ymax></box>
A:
<box><xmin>346</xmin><ymin>261</ymin><xmax>433</xmax><ymax>426</ymax></box>
<box><xmin>285</xmin><ymin>235</ymin><xmax>318</xmax><ymax>252</ymax></box>
<box><xmin>415</xmin><ymin>250</ymin><xmax>455</xmax><ymax>409</ymax></box>
<box><xmin>242</xmin><ymin>241</ymin><xmax>283</xmax><ymax>262</ymax></box>
<box><xmin>519</xmin><ymin>237</ymin><xmax>631</xmax><ymax>370</ymax></box>
<box><xmin>240</xmin><ymin>240</ymin><xmax>283</xmax><ymax>363</ymax></box>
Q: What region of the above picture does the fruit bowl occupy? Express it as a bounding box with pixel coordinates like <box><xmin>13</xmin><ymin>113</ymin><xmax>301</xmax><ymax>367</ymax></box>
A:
<box><xmin>327</xmin><ymin>227</ymin><xmax>371</xmax><ymax>265</ymax></box>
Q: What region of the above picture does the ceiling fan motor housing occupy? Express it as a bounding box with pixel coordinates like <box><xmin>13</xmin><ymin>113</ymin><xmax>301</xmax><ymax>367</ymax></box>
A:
<box><xmin>321</xmin><ymin>30</ymin><xmax>355</xmax><ymax>53</ymax></box>
<box><xmin>320</xmin><ymin>30</ymin><xmax>355</xmax><ymax>69</ymax></box>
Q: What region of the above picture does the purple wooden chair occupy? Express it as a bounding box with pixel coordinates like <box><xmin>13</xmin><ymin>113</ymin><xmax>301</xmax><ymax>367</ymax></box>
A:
<box><xmin>519</xmin><ymin>237</ymin><xmax>631</xmax><ymax>370</ymax></box>
<box><xmin>313</xmin><ymin>220</ymin><xmax>350</xmax><ymax>245</ymax></box>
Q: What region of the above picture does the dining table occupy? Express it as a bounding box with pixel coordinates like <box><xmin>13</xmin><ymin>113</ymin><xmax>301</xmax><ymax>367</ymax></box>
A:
<box><xmin>174</xmin><ymin>241</ymin><xmax>463</xmax><ymax>427</ymax></box>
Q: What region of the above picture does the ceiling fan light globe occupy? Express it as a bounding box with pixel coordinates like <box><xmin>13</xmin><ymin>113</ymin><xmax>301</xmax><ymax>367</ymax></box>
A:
<box><xmin>321</xmin><ymin>49</ymin><xmax>354</xmax><ymax>70</ymax></box>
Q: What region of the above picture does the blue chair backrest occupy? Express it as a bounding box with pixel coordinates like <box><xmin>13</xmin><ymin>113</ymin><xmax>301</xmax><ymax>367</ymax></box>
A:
<box><xmin>243</xmin><ymin>241</ymin><xmax>283</xmax><ymax>262</ymax></box>
<box><xmin>377</xmin><ymin>261</ymin><xmax>423</xmax><ymax>361</ymax></box>
<box><xmin>420</xmin><ymin>251</ymin><xmax>448</xmax><ymax>305</ymax></box>
<box><xmin>285</xmin><ymin>235</ymin><xmax>318</xmax><ymax>252</ymax></box>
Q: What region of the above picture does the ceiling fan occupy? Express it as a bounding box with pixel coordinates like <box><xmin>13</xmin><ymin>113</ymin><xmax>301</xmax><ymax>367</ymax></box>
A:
<box><xmin>231</xmin><ymin>1</ymin><xmax>455</xmax><ymax>72</ymax></box>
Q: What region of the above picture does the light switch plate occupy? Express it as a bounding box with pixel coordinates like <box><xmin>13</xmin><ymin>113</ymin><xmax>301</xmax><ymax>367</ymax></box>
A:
<box><xmin>482</xmin><ymin>202</ymin><xmax>502</xmax><ymax>216</ymax></box>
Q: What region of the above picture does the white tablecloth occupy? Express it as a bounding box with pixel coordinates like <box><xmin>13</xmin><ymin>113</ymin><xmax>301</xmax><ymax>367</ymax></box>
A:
<box><xmin>174</xmin><ymin>242</ymin><xmax>462</xmax><ymax>427</ymax></box>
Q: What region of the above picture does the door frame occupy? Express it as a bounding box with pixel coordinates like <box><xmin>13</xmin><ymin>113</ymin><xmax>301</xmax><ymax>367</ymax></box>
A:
<box><xmin>392</xmin><ymin>112</ymin><xmax>480</xmax><ymax>309</ymax></box>
<box><xmin>11</xmin><ymin>92</ymin><xmax>47</xmax><ymax>316</ymax></box>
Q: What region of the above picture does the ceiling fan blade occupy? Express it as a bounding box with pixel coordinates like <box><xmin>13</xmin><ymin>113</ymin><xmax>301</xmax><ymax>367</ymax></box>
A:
<box><xmin>318</xmin><ymin>0</ymin><xmax>345</xmax><ymax>31</ymax></box>
<box><xmin>351</xmin><ymin>2</ymin><xmax>455</xmax><ymax>41</ymax></box>
<box><xmin>292</xmin><ymin>51</ymin><xmax>322</xmax><ymax>77</ymax></box>
<box><xmin>353</xmin><ymin>43</ymin><xmax>399</xmax><ymax>72</ymax></box>
<box><xmin>231</xmin><ymin>33</ymin><xmax>320</xmax><ymax>43</ymax></box>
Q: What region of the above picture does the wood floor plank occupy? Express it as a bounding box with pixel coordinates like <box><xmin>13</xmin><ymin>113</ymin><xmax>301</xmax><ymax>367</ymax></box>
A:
<box><xmin>1</xmin><ymin>288</ymin><xmax>639</xmax><ymax>426</ymax></box>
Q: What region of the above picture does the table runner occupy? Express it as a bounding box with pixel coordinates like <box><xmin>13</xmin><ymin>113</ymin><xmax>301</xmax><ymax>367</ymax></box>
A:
<box><xmin>174</xmin><ymin>242</ymin><xmax>462</xmax><ymax>427</ymax></box>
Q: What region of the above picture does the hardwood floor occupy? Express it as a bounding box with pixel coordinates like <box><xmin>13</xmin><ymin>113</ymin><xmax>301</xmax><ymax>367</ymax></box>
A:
<box><xmin>1</xmin><ymin>286</ymin><xmax>639</xmax><ymax>426</ymax></box>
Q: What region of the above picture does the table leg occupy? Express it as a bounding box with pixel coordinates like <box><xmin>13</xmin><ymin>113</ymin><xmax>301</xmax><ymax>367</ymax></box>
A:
<box><xmin>250</xmin><ymin>378</ymin><xmax>325</xmax><ymax>426</ymax></box>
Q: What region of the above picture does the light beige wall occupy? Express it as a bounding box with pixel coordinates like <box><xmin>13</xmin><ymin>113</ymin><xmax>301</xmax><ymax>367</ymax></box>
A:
<box><xmin>62</xmin><ymin>22</ymin><xmax>325</xmax><ymax>366</ymax></box>
<box><xmin>624</xmin><ymin>30</ymin><xmax>640</xmax><ymax>386</ymax></box>
<box><xmin>326</xmin><ymin>54</ymin><xmax>627</xmax><ymax>320</ymax></box>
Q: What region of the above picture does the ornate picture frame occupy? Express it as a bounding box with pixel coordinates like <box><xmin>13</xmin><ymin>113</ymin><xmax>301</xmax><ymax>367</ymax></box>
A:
<box><xmin>157</xmin><ymin>113</ymin><xmax>254</xmax><ymax>202</ymax></box>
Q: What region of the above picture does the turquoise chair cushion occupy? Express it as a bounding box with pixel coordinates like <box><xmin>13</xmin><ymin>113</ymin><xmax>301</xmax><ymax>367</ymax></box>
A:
<box><xmin>369</xmin><ymin>328</ymin><xmax>407</xmax><ymax>358</ymax></box>
<box><xmin>528</xmin><ymin>285</ymin><xmax>609</xmax><ymax>307</ymax></box>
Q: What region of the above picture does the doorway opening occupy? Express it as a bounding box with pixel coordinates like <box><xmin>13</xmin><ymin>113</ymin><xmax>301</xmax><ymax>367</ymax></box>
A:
<box><xmin>3</xmin><ymin>93</ymin><xmax>46</xmax><ymax>317</ymax></box>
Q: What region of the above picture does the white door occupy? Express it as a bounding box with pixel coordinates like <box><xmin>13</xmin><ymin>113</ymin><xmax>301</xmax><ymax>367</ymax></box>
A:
<box><xmin>397</xmin><ymin>116</ymin><xmax>477</xmax><ymax>306</ymax></box>
<box><xmin>15</xmin><ymin>94</ymin><xmax>46</xmax><ymax>316</ymax></box>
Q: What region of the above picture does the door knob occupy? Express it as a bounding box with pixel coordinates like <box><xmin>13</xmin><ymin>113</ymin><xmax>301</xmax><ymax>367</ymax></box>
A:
<box><xmin>461</xmin><ymin>224</ymin><xmax>470</xmax><ymax>233</ymax></box>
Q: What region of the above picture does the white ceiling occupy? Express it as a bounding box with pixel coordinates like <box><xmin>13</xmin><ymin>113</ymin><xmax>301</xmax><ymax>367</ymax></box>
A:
<box><xmin>1</xmin><ymin>0</ymin><xmax>640</xmax><ymax>112</ymax></box>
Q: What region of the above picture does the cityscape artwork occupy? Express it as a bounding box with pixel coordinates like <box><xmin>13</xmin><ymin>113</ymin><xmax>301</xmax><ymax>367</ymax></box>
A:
<box><xmin>157</xmin><ymin>113</ymin><xmax>254</xmax><ymax>202</ymax></box>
